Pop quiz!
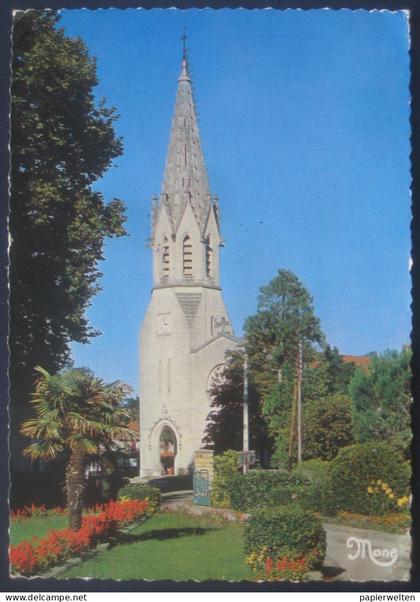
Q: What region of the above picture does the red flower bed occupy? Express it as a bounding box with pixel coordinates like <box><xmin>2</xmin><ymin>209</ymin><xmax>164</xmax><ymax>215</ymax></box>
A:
<box><xmin>259</xmin><ymin>547</ymin><xmax>323</xmax><ymax>581</ymax></box>
<box><xmin>264</xmin><ymin>555</ymin><xmax>309</xmax><ymax>581</ymax></box>
<box><xmin>11</xmin><ymin>503</ymin><xmax>49</xmax><ymax>520</ymax></box>
<box><xmin>11</xmin><ymin>502</ymin><xmax>111</xmax><ymax>521</ymax></box>
<box><xmin>10</xmin><ymin>499</ymin><xmax>149</xmax><ymax>576</ymax></box>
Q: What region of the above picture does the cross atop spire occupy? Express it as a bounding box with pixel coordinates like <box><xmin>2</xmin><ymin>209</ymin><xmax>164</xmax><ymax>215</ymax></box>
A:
<box><xmin>181</xmin><ymin>27</ymin><xmax>188</xmax><ymax>61</ymax></box>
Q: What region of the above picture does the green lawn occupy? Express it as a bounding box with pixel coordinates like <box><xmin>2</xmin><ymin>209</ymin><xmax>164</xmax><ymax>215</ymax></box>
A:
<box><xmin>60</xmin><ymin>510</ymin><xmax>253</xmax><ymax>581</ymax></box>
<box><xmin>10</xmin><ymin>515</ymin><xmax>69</xmax><ymax>545</ymax></box>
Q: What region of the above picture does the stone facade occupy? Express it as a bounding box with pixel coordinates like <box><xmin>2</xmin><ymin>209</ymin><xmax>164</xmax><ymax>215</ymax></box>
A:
<box><xmin>139</xmin><ymin>54</ymin><xmax>239</xmax><ymax>477</ymax></box>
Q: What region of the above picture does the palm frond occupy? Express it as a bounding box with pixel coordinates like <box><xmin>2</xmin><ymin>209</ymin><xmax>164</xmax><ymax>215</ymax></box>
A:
<box><xmin>23</xmin><ymin>440</ymin><xmax>64</xmax><ymax>460</ymax></box>
<box><xmin>65</xmin><ymin>413</ymin><xmax>107</xmax><ymax>437</ymax></box>
<box><xmin>23</xmin><ymin>365</ymin><xmax>135</xmax><ymax>456</ymax></box>
<box><xmin>68</xmin><ymin>435</ymin><xmax>99</xmax><ymax>455</ymax></box>
<box><xmin>21</xmin><ymin>417</ymin><xmax>62</xmax><ymax>440</ymax></box>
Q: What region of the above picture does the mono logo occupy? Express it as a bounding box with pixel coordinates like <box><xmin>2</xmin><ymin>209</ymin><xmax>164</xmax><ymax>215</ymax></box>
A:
<box><xmin>346</xmin><ymin>536</ymin><xmax>398</xmax><ymax>567</ymax></box>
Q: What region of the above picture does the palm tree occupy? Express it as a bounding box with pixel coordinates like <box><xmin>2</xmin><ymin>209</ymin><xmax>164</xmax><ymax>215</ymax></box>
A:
<box><xmin>21</xmin><ymin>366</ymin><xmax>137</xmax><ymax>530</ymax></box>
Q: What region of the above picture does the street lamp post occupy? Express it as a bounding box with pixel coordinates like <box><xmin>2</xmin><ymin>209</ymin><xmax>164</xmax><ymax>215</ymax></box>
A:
<box><xmin>243</xmin><ymin>352</ymin><xmax>249</xmax><ymax>475</ymax></box>
<box><xmin>297</xmin><ymin>339</ymin><xmax>303</xmax><ymax>464</ymax></box>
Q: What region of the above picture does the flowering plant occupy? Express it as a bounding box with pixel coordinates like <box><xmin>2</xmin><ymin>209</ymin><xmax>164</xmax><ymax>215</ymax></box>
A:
<box><xmin>337</xmin><ymin>511</ymin><xmax>410</xmax><ymax>533</ymax></box>
<box><xmin>366</xmin><ymin>479</ymin><xmax>410</xmax><ymax>513</ymax></box>
<box><xmin>246</xmin><ymin>546</ymin><xmax>321</xmax><ymax>581</ymax></box>
<box><xmin>10</xmin><ymin>499</ymin><xmax>149</xmax><ymax>576</ymax></box>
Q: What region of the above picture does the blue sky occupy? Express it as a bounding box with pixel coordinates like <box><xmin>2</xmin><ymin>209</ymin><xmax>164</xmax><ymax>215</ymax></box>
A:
<box><xmin>59</xmin><ymin>9</ymin><xmax>411</xmax><ymax>394</ymax></box>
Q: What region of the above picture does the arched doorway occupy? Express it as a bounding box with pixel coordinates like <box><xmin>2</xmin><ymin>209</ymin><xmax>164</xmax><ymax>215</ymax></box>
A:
<box><xmin>159</xmin><ymin>426</ymin><xmax>177</xmax><ymax>475</ymax></box>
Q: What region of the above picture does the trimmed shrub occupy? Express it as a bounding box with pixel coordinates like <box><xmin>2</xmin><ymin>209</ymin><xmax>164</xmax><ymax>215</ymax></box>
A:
<box><xmin>244</xmin><ymin>505</ymin><xmax>326</xmax><ymax>581</ymax></box>
<box><xmin>211</xmin><ymin>450</ymin><xmax>240</xmax><ymax>508</ymax></box>
<box><xmin>226</xmin><ymin>470</ymin><xmax>310</xmax><ymax>512</ymax></box>
<box><xmin>118</xmin><ymin>483</ymin><xmax>161</xmax><ymax>513</ymax></box>
<box><xmin>293</xmin><ymin>458</ymin><xmax>330</xmax><ymax>484</ymax></box>
<box><xmin>325</xmin><ymin>442</ymin><xmax>410</xmax><ymax>516</ymax></box>
<box><xmin>292</xmin><ymin>459</ymin><xmax>333</xmax><ymax>514</ymax></box>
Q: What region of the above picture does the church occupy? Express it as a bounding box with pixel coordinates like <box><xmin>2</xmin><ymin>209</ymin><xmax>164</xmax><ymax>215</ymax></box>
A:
<box><xmin>139</xmin><ymin>47</ymin><xmax>240</xmax><ymax>477</ymax></box>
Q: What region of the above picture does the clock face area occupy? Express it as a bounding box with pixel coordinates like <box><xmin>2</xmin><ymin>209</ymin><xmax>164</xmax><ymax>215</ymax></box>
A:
<box><xmin>157</xmin><ymin>313</ymin><xmax>171</xmax><ymax>335</ymax></box>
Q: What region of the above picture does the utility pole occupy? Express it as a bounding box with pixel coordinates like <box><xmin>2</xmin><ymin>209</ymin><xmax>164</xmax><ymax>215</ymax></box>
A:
<box><xmin>297</xmin><ymin>339</ymin><xmax>303</xmax><ymax>464</ymax></box>
<box><xmin>243</xmin><ymin>352</ymin><xmax>249</xmax><ymax>475</ymax></box>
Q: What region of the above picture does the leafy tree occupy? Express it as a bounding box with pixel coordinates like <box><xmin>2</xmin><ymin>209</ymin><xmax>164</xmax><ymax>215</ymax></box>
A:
<box><xmin>304</xmin><ymin>345</ymin><xmax>356</xmax><ymax>402</ymax></box>
<box><xmin>264</xmin><ymin>357</ymin><xmax>355</xmax><ymax>466</ymax></box>
<box><xmin>203</xmin><ymin>350</ymin><xmax>269</xmax><ymax>459</ymax></box>
<box><xmin>323</xmin><ymin>345</ymin><xmax>357</xmax><ymax>394</ymax></box>
<box><xmin>261</xmin><ymin>368</ymin><xmax>295</xmax><ymax>468</ymax></box>
<box><xmin>245</xmin><ymin>270</ymin><xmax>324</xmax><ymax>466</ymax></box>
<box><xmin>124</xmin><ymin>396</ymin><xmax>140</xmax><ymax>424</ymax></box>
<box><xmin>21</xmin><ymin>367</ymin><xmax>136</xmax><ymax>530</ymax></box>
<box><xmin>303</xmin><ymin>394</ymin><xmax>354</xmax><ymax>461</ymax></box>
<box><xmin>10</xmin><ymin>11</ymin><xmax>126</xmax><ymax>454</ymax></box>
<box><xmin>349</xmin><ymin>347</ymin><xmax>411</xmax><ymax>454</ymax></box>
<box><xmin>245</xmin><ymin>269</ymin><xmax>324</xmax><ymax>370</ymax></box>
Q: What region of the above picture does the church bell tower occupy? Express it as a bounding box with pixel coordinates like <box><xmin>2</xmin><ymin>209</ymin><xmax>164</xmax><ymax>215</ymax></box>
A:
<box><xmin>139</xmin><ymin>44</ymin><xmax>238</xmax><ymax>477</ymax></box>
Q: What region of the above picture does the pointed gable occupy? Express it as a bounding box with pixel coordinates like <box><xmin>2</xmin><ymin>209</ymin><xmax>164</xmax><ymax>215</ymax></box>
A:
<box><xmin>152</xmin><ymin>201</ymin><xmax>173</xmax><ymax>247</ymax></box>
<box><xmin>203</xmin><ymin>201</ymin><xmax>222</xmax><ymax>245</ymax></box>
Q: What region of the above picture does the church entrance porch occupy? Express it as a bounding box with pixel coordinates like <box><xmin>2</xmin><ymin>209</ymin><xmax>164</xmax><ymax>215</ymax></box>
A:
<box><xmin>159</xmin><ymin>426</ymin><xmax>177</xmax><ymax>476</ymax></box>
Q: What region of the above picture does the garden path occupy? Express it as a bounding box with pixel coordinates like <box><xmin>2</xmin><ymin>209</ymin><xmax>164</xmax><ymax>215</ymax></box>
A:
<box><xmin>324</xmin><ymin>522</ymin><xmax>411</xmax><ymax>582</ymax></box>
<box><xmin>160</xmin><ymin>489</ymin><xmax>411</xmax><ymax>582</ymax></box>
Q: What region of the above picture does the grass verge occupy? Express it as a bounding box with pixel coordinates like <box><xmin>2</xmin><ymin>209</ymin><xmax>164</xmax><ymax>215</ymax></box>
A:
<box><xmin>60</xmin><ymin>510</ymin><xmax>253</xmax><ymax>581</ymax></box>
<box><xmin>10</xmin><ymin>515</ymin><xmax>69</xmax><ymax>546</ymax></box>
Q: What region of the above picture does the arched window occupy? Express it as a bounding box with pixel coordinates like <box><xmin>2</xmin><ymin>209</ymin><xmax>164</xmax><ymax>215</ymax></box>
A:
<box><xmin>183</xmin><ymin>235</ymin><xmax>193</xmax><ymax>276</ymax></box>
<box><xmin>205</xmin><ymin>235</ymin><xmax>213</xmax><ymax>278</ymax></box>
<box><xmin>161</xmin><ymin>237</ymin><xmax>170</xmax><ymax>278</ymax></box>
<box><xmin>159</xmin><ymin>426</ymin><xmax>177</xmax><ymax>476</ymax></box>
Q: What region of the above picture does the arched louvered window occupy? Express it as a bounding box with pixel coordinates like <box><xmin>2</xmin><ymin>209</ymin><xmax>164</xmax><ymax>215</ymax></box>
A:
<box><xmin>206</xmin><ymin>235</ymin><xmax>213</xmax><ymax>278</ymax></box>
<box><xmin>161</xmin><ymin>237</ymin><xmax>170</xmax><ymax>278</ymax></box>
<box><xmin>183</xmin><ymin>235</ymin><xmax>193</xmax><ymax>276</ymax></box>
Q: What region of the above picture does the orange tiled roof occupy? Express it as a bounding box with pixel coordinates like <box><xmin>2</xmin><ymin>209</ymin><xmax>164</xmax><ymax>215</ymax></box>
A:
<box><xmin>341</xmin><ymin>355</ymin><xmax>371</xmax><ymax>370</ymax></box>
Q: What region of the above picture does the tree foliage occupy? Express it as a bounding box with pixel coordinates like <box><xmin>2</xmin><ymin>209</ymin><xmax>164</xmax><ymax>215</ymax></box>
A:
<box><xmin>349</xmin><ymin>347</ymin><xmax>411</xmax><ymax>454</ymax></box>
<box><xmin>303</xmin><ymin>394</ymin><xmax>354</xmax><ymax>461</ymax></box>
<box><xmin>21</xmin><ymin>366</ymin><xmax>135</xmax><ymax>530</ymax></box>
<box><xmin>296</xmin><ymin>347</ymin><xmax>355</xmax><ymax>461</ymax></box>
<box><xmin>303</xmin><ymin>345</ymin><xmax>356</xmax><ymax>402</ymax></box>
<box><xmin>261</xmin><ymin>366</ymin><xmax>295</xmax><ymax>468</ymax></box>
<box><xmin>245</xmin><ymin>269</ymin><xmax>324</xmax><ymax>379</ymax></box>
<box><xmin>204</xmin><ymin>271</ymin><xmax>326</xmax><ymax>465</ymax></box>
<box><xmin>10</xmin><ymin>11</ymin><xmax>126</xmax><ymax>405</ymax></box>
<box><xmin>246</xmin><ymin>270</ymin><xmax>324</xmax><ymax>466</ymax></box>
<box><xmin>203</xmin><ymin>350</ymin><xmax>268</xmax><ymax>457</ymax></box>
<box><xmin>124</xmin><ymin>397</ymin><xmax>140</xmax><ymax>424</ymax></box>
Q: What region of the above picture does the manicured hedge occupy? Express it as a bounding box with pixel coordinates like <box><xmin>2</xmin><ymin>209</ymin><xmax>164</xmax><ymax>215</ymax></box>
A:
<box><xmin>324</xmin><ymin>442</ymin><xmax>410</xmax><ymax>516</ymax></box>
<box><xmin>244</xmin><ymin>505</ymin><xmax>326</xmax><ymax>581</ymax></box>
<box><xmin>292</xmin><ymin>459</ymin><xmax>333</xmax><ymax>515</ymax></box>
<box><xmin>225</xmin><ymin>470</ymin><xmax>310</xmax><ymax>513</ymax></box>
<box><xmin>211</xmin><ymin>450</ymin><xmax>240</xmax><ymax>508</ymax></box>
<box><xmin>118</xmin><ymin>483</ymin><xmax>161</xmax><ymax>513</ymax></box>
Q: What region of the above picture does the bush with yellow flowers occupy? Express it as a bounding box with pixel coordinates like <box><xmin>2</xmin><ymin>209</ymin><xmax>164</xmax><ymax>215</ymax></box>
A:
<box><xmin>367</xmin><ymin>479</ymin><xmax>410</xmax><ymax>514</ymax></box>
<box><xmin>324</xmin><ymin>442</ymin><xmax>410</xmax><ymax>516</ymax></box>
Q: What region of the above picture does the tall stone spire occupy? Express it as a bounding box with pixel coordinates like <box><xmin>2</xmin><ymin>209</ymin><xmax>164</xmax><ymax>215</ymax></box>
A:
<box><xmin>161</xmin><ymin>48</ymin><xmax>211</xmax><ymax>233</ymax></box>
<box><xmin>139</xmin><ymin>40</ymin><xmax>238</xmax><ymax>479</ymax></box>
